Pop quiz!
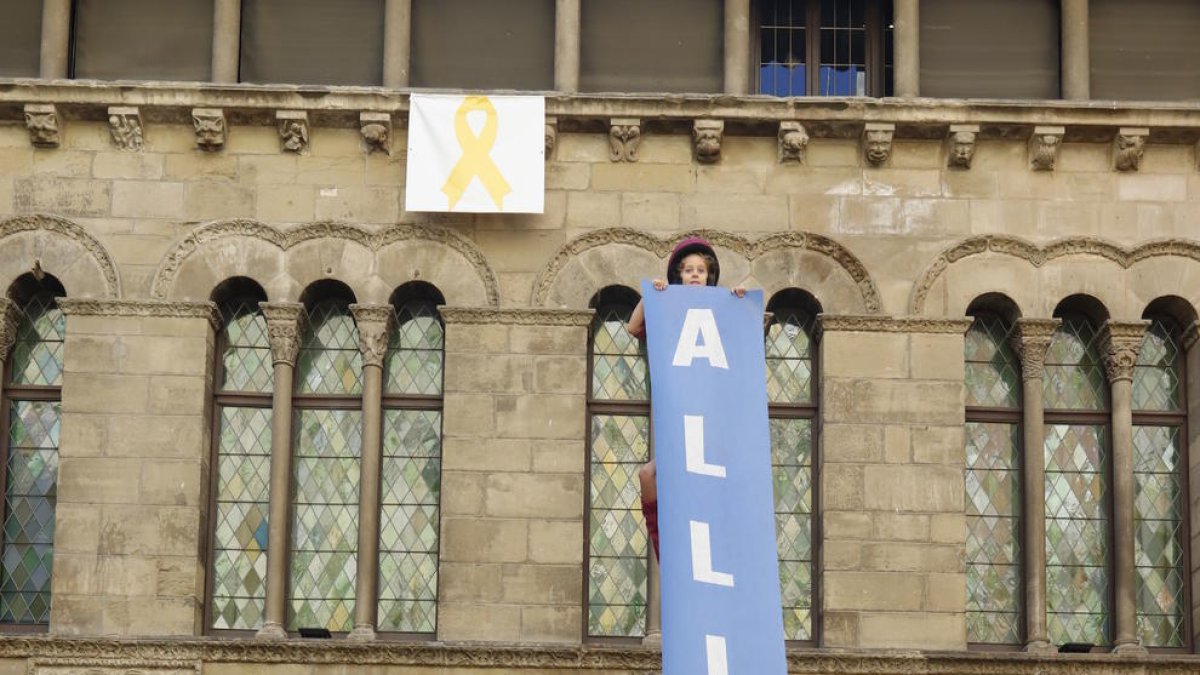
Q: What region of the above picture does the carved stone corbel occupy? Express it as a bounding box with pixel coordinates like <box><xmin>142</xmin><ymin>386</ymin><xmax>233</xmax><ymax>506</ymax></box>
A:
<box><xmin>544</xmin><ymin>116</ymin><xmax>557</xmax><ymax>160</ymax></box>
<box><xmin>107</xmin><ymin>106</ymin><xmax>143</xmax><ymax>151</ymax></box>
<box><xmin>609</xmin><ymin>118</ymin><xmax>641</xmax><ymax>162</ymax></box>
<box><xmin>260</xmin><ymin>302</ymin><xmax>306</xmax><ymax>367</ymax></box>
<box><xmin>349</xmin><ymin>304</ymin><xmax>394</xmax><ymax>368</ymax></box>
<box><xmin>24</xmin><ymin>104</ymin><xmax>59</xmax><ymax>148</ymax></box>
<box><xmin>359</xmin><ymin>112</ymin><xmax>392</xmax><ymax>155</ymax></box>
<box><xmin>862</xmin><ymin>123</ymin><xmax>894</xmax><ymax>167</ymax></box>
<box><xmin>1114</xmin><ymin>127</ymin><xmax>1148</xmax><ymax>172</ymax></box>
<box><xmin>277</xmin><ymin>110</ymin><xmax>309</xmax><ymax>154</ymax></box>
<box><xmin>1028</xmin><ymin>125</ymin><xmax>1064</xmax><ymax>172</ymax></box>
<box><xmin>192</xmin><ymin>108</ymin><xmax>226</xmax><ymax>151</ymax></box>
<box><xmin>693</xmin><ymin>119</ymin><xmax>724</xmax><ymax>164</ymax></box>
<box><xmin>1102</xmin><ymin>321</ymin><xmax>1149</xmax><ymax>382</ymax></box>
<box><xmin>778</xmin><ymin>121</ymin><xmax>808</xmax><ymax>164</ymax></box>
<box><xmin>946</xmin><ymin>124</ymin><xmax>979</xmax><ymax>170</ymax></box>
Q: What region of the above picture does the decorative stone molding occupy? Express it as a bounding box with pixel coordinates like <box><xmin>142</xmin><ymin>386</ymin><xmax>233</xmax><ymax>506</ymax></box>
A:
<box><xmin>349</xmin><ymin>304</ymin><xmax>394</xmax><ymax>367</ymax></box>
<box><xmin>778</xmin><ymin>121</ymin><xmax>809</xmax><ymax>164</ymax></box>
<box><xmin>862</xmin><ymin>123</ymin><xmax>894</xmax><ymax>167</ymax></box>
<box><xmin>107</xmin><ymin>106</ymin><xmax>144</xmax><ymax>151</ymax></box>
<box><xmin>946</xmin><ymin>124</ymin><xmax>978</xmax><ymax>170</ymax></box>
<box><xmin>192</xmin><ymin>108</ymin><xmax>226</xmax><ymax>151</ymax></box>
<box><xmin>608</xmin><ymin>118</ymin><xmax>640</xmax><ymax>162</ymax></box>
<box><xmin>819</xmin><ymin>314</ymin><xmax>971</xmax><ymax>334</ymax></box>
<box><xmin>24</xmin><ymin>104</ymin><xmax>60</xmax><ymax>148</ymax></box>
<box><xmin>0</xmin><ymin>297</ymin><xmax>19</xmax><ymax>364</ymax></box>
<box><xmin>28</xmin><ymin>659</ymin><xmax>200</xmax><ymax>675</ymax></box>
<box><xmin>544</xmin><ymin>116</ymin><xmax>557</xmax><ymax>160</ymax></box>
<box><xmin>693</xmin><ymin>119</ymin><xmax>724</xmax><ymax>164</ymax></box>
<box><xmin>440</xmin><ymin>307</ymin><xmax>594</xmax><ymax>326</ymax></box>
<box><xmin>277</xmin><ymin>110</ymin><xmax>309</xmax><ymax>154</ymax></box>
<box><xmin>1114</xmin><ymin>127</ymin><xmax>1148</xmax><ymax>172</ymax></box>
<box><xmin>57</xmin><ymin>299</ymin><xmax>219</xmax><ymax>331</ymax></box>
<box><xmin>260</xmin><ymin>302</ymin><xmax>305</xmax><ymax>367</ymax></box>
<box><xmin>0</xmin><ymin>214</ymin><xmax>122</xmax><ymax>298</ymax></box>
<box><xmin>359</xmin><ymin>112</ymin><xmax>391</xmax><ymax>155</ymax></box>
<box><xmin>1028</xmin><ymin>125</ymin><xmax>1064</xmax><ymax>171</ymax></box>
<box><xmin>1012</xmin><ymin>318</ymin><xmax>1061</xmax><ymax>380</ymax></box>
<box><xmin>1102</xmin><ymin>320</ymin><xmax>1150</xmax><ymax>382</ymax></box>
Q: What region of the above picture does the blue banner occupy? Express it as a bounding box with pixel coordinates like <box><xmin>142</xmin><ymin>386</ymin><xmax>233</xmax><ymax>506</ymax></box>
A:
<box><xmin>642</xmin><ymin>282</ymin><xmax>787</xmax><ymax>675</ymax></box>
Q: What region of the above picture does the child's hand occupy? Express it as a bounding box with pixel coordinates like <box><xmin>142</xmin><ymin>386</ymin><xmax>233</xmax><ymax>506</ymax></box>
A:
<box><xmin>653</xmin><ymin>278</ymin><xmax>668</xmax><ymax>291</ymax></box>
<box><xmin>731</xmin><ymin>285</ymin><xmax>747</xmax><ymax>298</ymax></box>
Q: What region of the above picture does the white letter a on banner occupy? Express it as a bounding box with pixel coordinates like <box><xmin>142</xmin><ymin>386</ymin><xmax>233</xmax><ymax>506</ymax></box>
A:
<box><xmin>672</xmin><ymin>309</ymin><xmax>728</xmax><ymax>369</ymax></box>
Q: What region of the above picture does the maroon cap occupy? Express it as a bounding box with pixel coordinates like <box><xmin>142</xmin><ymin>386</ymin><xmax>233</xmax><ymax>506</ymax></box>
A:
<box><xmin>666</xmin><ymin>237</ymin><xmax>720</xmax><ymax>286</ymax></box>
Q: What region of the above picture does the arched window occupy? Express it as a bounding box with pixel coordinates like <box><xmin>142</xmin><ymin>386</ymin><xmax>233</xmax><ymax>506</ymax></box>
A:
<box><xmin>962</xmin><ymin>311</ymin><xmax>1022</xmax><ymax>644</ymax></box>
<box><xmin>208</xmin><ymin>280</ymin><xmax>272</xmax><ymax>632</ymax></box>
<box><xmin>0</xmin><ymin>276</ymin><xmax>65</xmax><ymax>628</ymax></box>
<box><xmin>765</xmin><ymin>290</ymin><xmax>818</xmax><ymax>642</ymax></box>
<box><xmin>586</xmin><ymin>286</ymin><xmax>650</xmax><ymax>638</ymax></box>
<box><xmin>1131</xmin><ymin>317</ymin><xmax>1189</xmax><ymax>648</ymax></box>
<box><xmin>378</xmin><ymin>283</ymin><xmax>445</xmax><ymax>634</ymax></box>
<box><xmin>1043</xmin><ymin>313</ymin><xmax>1110</xmax><ymax>645</ymax></box>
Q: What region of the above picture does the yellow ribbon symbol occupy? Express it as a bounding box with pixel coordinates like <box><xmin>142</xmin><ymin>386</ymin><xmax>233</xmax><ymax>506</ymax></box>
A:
<box><xmin>441</xmin><ymin>96</ymin><xmax>511</xmax><ymax>210</ymax></box>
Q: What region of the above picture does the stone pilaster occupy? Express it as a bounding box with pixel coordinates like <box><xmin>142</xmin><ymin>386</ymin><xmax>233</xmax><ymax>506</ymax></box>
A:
<box><xmin>39</xmin><ymin>0</ymin><xmax>70</xmax><ymax>78</ymax></box>
<box><xmin>1060</xmin><ymin>0</ymin><xmax>1089</xmax><ymax>100</ymax></box>
<box><xmin>892</xmin><ymin>0</ymin><xmax>919</xmax><ymax>97</ymax></box>
<box><xmin>383</xmin><ymin>0</ymin><xmax>412</xmax><ymax>87</ymax></box>
<box><xmin>724</xmin><ymin>0</ymin><xmax>750</xmax><ymax>95</ymax></box>
<box><xmin>555</xmin><ymin>0</ymin><xmax>581</xmax><ymax>92</ymax></box>
<box><xmin>211</xmin><ymin>0</ymin><xmax>241</xmax><ymax>83</ymax></box>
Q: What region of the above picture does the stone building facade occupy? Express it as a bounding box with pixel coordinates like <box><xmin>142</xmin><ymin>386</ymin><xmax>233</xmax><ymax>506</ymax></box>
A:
<box><xmin>1</xmin><ymin>1</ymin><xmax>1200</xmax><ymax>674</ymax></box>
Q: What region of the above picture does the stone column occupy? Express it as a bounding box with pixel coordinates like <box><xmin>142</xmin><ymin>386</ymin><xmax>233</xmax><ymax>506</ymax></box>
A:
<box><xmin>1012</xmin><ymin>318</ymin><xmax>1060</xmax><ymax>654</ymax></box>
<box><xmin>256</xmin><ymin>302</ymin><xmax>304</xmax><ymax>640</ymax></box>
<box><xmin>211</xmin><ymin>0</ymin><xmax>241</xmax><ymax>83</ymax></box>
<box><xmin>40</xmin><ymin>0</ymin><xmax>71</xmax><ymax>78</ymax></box>
<box><xmin>1102</xmin><ymin>320</ymin><xmax>1149</xmax><ymax>654</ymax></box>
<box><xmin>724</xmin><ymin>0</ymin><xmax>750</xmax><ymax>95</ymax></box>
<box><xmin>383</xmin><ymin>0</ymin><xmax>412</xmax><ymax>88</ymax></box>
<box><xmin>555</xmin><ymin>0</ymin><xmax>581</xmax><ymax>92</ymax></box>
<box><xmin>892</xmin><ymin>0</ymin><xmax>920</xmax><ymax>97</ymax></box>
<box><xmin>348</xmin><ymin>304</ymin><xmax>392</xmax><ymax>641</ymax></box>
<box><xmin>1060</xmin><ymin>0</ymin><xmax>1089</xmax><ymax>100</ymax></box>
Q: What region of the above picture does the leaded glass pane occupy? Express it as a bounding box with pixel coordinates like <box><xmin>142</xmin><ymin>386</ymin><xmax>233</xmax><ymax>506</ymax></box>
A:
<box><xmin>771</xmin><ymin>418</ymin><xmax>812</xmax><ymax>640</ymax></box>
<box><xmin>220</xmin><ymin>301</ymin><xmax>274</xmax><ymax>393</ymax></box>
<box><xmin>589</xmin><ymin>413</ymin><xmax>649</xmax><ymax>637</ymax></box>
<box><xmin>211</xmin><ymin>406</ymin><xmax>271</xmax><ymax>630</ymax></box>
<box><xmin>591</xmin><ymin>306</ymin><xmax>648</xmax><ymax>401</ymax></box>
<box><xmin>1045</xmin><ymin>423</ymin><xmax>1110</xmax><ymax>645</ymax></box>
<box><xmin>1133</xmin><ymin>423</ymin><xmax>1185</xmax><ymax>647</ymax></box>
<box><xmin>965</xmin><ymin>421</ymin><xmax>1020</xmax><ymax>643</ymax></box>
<box><xmin>296</xmin><ymin>301</ymin><xmax>363</xmax><ymax>395</ymax></box>
<box><xmin>765</xmin><ymin>310</ymin><xmax>813</xmax><ymax>404</ymax></box>
<box><xmin>964</xmin><ymin>316</ymin><xmax>1020</xmax><ymax>409</ymax></box>
<box><xmin>9</xmin><ymin>294</ymin><xmax>64</xmax><ymax>387</ymax></box>
<box><xmin>1133</xmin><ymin>320</ymin><xmax>1180</xmax><ymax>412</ymax></box>
<box><xmin>2</xmin><ymin>400</ymin><xmax>59</xmax><ymax>624</ymax></box>
<box><xmin>289</xmin><ymin>408</ymin><xmax>361</xmax><ymax>632</ymax></box>
<box><xmin>1043</xmin><ymin>318</ymin><xmax>1107</xmax><ymax>411</ymax></box>
<box><xmin>378</xmin><ymin>409</ymin><xmax>441</xmax><ymax>633</ymax></box>
<box><xmin>385</xmin><ymin>302</ymin><xmax>444</xmax><ymax>396</ymax></box>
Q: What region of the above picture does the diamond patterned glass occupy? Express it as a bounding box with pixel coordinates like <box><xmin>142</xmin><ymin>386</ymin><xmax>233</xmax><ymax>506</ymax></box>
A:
<box><xmin>220</xmin><ymin>301</ymin><xmax>274</xmax><ymax>393</ymax></box>
<box><xmin>1132</xmin><ymin>424</ymin><xmax>1185</xmax><ymax>647</ymax></box>
<box><xmin>765</xmin><ymin>309</ymin><xmax>814</xmax><ymax>404</ymax></box>
<box><xmin>771</xmin><ymin>418</ymin><xmax>812</xmax><ymax>640</ymax></box>
<box><xmin>296</xmin><ymin>301</ymin><xmax>363</xmax><ymax>395</ymax></box>
<box><xmin>965</xmin><ymin>315</ymin><xmax>1020</xmax><ymax>409</ymax></box>
<box><xmin>289</xmin><ymin>408</ymin><xmax>362</xmax><ymax>632</ymax></box>
<box><xmin>1133</xmin><ymin>320</ymin><xmax>1181</xmax><ymax>412</ymax></box>
<box><xmin>1045</xmin><ymin>423</ymin><xmax>1110</xmax><ymax>645</ymax></box>
<box><xmin>2</xmin><ymin>400</ymin><xmax>58</xmax><ymax>624</ymax></box>
<box><xmin>588</xmin><ymin>413</ymin><xmax>649</xmax><ymax>637</ymax></box>
<box><xmin>591</xmin><ymin>306</ymin><xmax>648</xmax><ymax>401</ymax></box>
<box><xmin>378</xmin><ymin>409</ymin><xmax>441</xmax><ymax>633</ymax></box>
<box><xmin>964</xmin><ymin>421</ymin><xmax>1020</xmax><ymax>643</ymax></box>
<box><xmin>1043</xmin><ymin>317</ymin><xmax>1108</xmax><ymax>411</ymax></box>
<box><xmin>385</xmin><ymin>302</ymin><xmax>444</xmax><ymax>396</ymax></box>
<box><xmin>9</xmin><ymin>293</ymin><xmax>65</xmax><ymax>387</ymax></box>
<box><xmin>211</xmin><ymin>406</ymin><xmax>271</xmax><ymax>630</ymax></box>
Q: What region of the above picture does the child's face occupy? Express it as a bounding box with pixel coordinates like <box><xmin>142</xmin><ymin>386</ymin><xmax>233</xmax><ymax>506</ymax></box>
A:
<box><xmin>678</xmin><ymin>253</ymin><xmax>709</xmax><ymax>286</ymax></box>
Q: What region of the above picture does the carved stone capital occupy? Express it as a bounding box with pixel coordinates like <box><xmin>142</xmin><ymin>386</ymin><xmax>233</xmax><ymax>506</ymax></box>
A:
<box><xmin>359</xmin><ymin>112</ymin><xmax>391</xmax><ymax>155</ymax></box>
<box><xmin>1012</xmin><ymin>318</ymin><xmax>1061</xmax><ymax>380</ymax></box>
<box><xmin>192</xmin><ymin>108</ymin><xmax>226</xmax><ymax>151</ymax></box>
<box><xmin>1114</xmin><ymin>127</ymin><xmax>1148</xmax><ymax>172</ymax></box>
<box><xmin>693</xmin><ymin>120</ymin><xmax>724</xmax><ymax>164</ymax></box>
<box><xmin>946</xmin><ymin>124</ymin><xmax>978</xmax><ymax>170</ymax></box>
<box><xmin>1028</xmin><ymin>125</ymin><xmax>1064</xmax><ymax>171</ymax></box>
<box><xmin>609</xmin><ymin>118</ymin><xmax>641</xmax><ymax>162</ymax></box>
<box><xmin>863</xmin><ymin>123</ymin><xmax>894</xmax><ymax>167</ymax></box>
<box><xmin>0</xmin><ymin>297</ymin><xmax>20</xmax><ymax>364</ymax></box>
<box><xmin>544</xmin><ymin>116</ymin><xmax>557</xmax><ymax>160</ymax></box>
<box><xmin>350</xmin><ymin>304</ymin><xmax>394</xmax><ymax>368</ymax></box>
<box><xmin>277</xmin><ymin>110</ymin><xmax>309</xmax><ymax>154</ymax></box>
<box><xmin>260</xmin><ymin>302</ymin><xmax>305</xmax><ymax>367</ymax></box>
<box><xmin>24</xmin><ymin>104</ymin><xmax>59</xmax><ymax>148</ymax></box>
<box><xmin>778</xmin><ymin>121</ymin><xmax>809</xmax><ymax>164</ymax></box>
<box><xmin>1102</xmin><ymin>320</ymin><xmax>1149</xmax><ymax>382</ymax></box>
<box><xmin>107</xmin><ymin>106</ymin><xmax>143</xmax><ymax>151</ymax></box>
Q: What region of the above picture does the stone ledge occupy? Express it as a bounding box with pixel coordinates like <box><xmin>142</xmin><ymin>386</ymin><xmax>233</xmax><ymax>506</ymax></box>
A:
<box><xmin>57</xmin><ymin>299</ymin><xmax>219</xmax><ymax>329</ymax></box>
<box><xmin>820</xmin><ymin>315</ymin><xmax>972</xmax><ymax>334</ymax></box>
<box><xmin>441</xmin><ymin>307</ymin><xmax>594</xmax><ymax>327</ymax></box>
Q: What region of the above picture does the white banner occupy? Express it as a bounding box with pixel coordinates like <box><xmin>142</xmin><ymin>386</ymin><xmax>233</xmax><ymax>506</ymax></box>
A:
<box><xmin>405</xmin><ymin>93</ymin><xmax>545</xmax><ymax>214</ymax></box>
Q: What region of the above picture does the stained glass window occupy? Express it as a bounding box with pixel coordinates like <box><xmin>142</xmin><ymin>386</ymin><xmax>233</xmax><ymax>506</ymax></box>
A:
<box><xmin>2</xmin><ymin>292</ymin><xmax>63</xmax><ymax>625</ymax></box>
<box><xmin>588</xmin><ymin>299</ymin><xmax>650</xmax><ymax>637</ymax></box>
<box><xmin>963</xmin><ymin>315</ymin><xmax>1021</xmax><ymax>644</ymax></box>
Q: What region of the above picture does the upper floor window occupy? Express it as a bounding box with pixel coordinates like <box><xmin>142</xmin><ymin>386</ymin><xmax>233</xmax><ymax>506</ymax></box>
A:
<box><xmin>240</xmin><ymin>0</ymin><xmax>384</xmax><ymax>85</ymax></box>
<box><xmin>72</xmin><ymin>0</ymin><xmax>214</xmax><ymax>81</ymax></box>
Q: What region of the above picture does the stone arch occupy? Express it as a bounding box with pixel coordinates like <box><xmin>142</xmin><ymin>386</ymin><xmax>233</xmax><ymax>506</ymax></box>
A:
<box><xmin>532</xmin><ymin>228</ymin><xmax>881</xmax><ymax>314</ymax></box>
<box><xmin>150</xmin><ymin>220</ymin><xmax>500</xmax><ymax>307</ymax></box>
<box><xmin>0</xmin><ymin>214</ymin><xmax>121</xmax><ymax>298</ymax></box>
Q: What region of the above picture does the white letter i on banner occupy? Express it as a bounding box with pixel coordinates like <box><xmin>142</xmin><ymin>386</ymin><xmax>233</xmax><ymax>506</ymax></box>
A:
<box><xmin>706</xmin><ymin>635</ymin><xmax>729</xmax><ymax>675</ymax></box>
